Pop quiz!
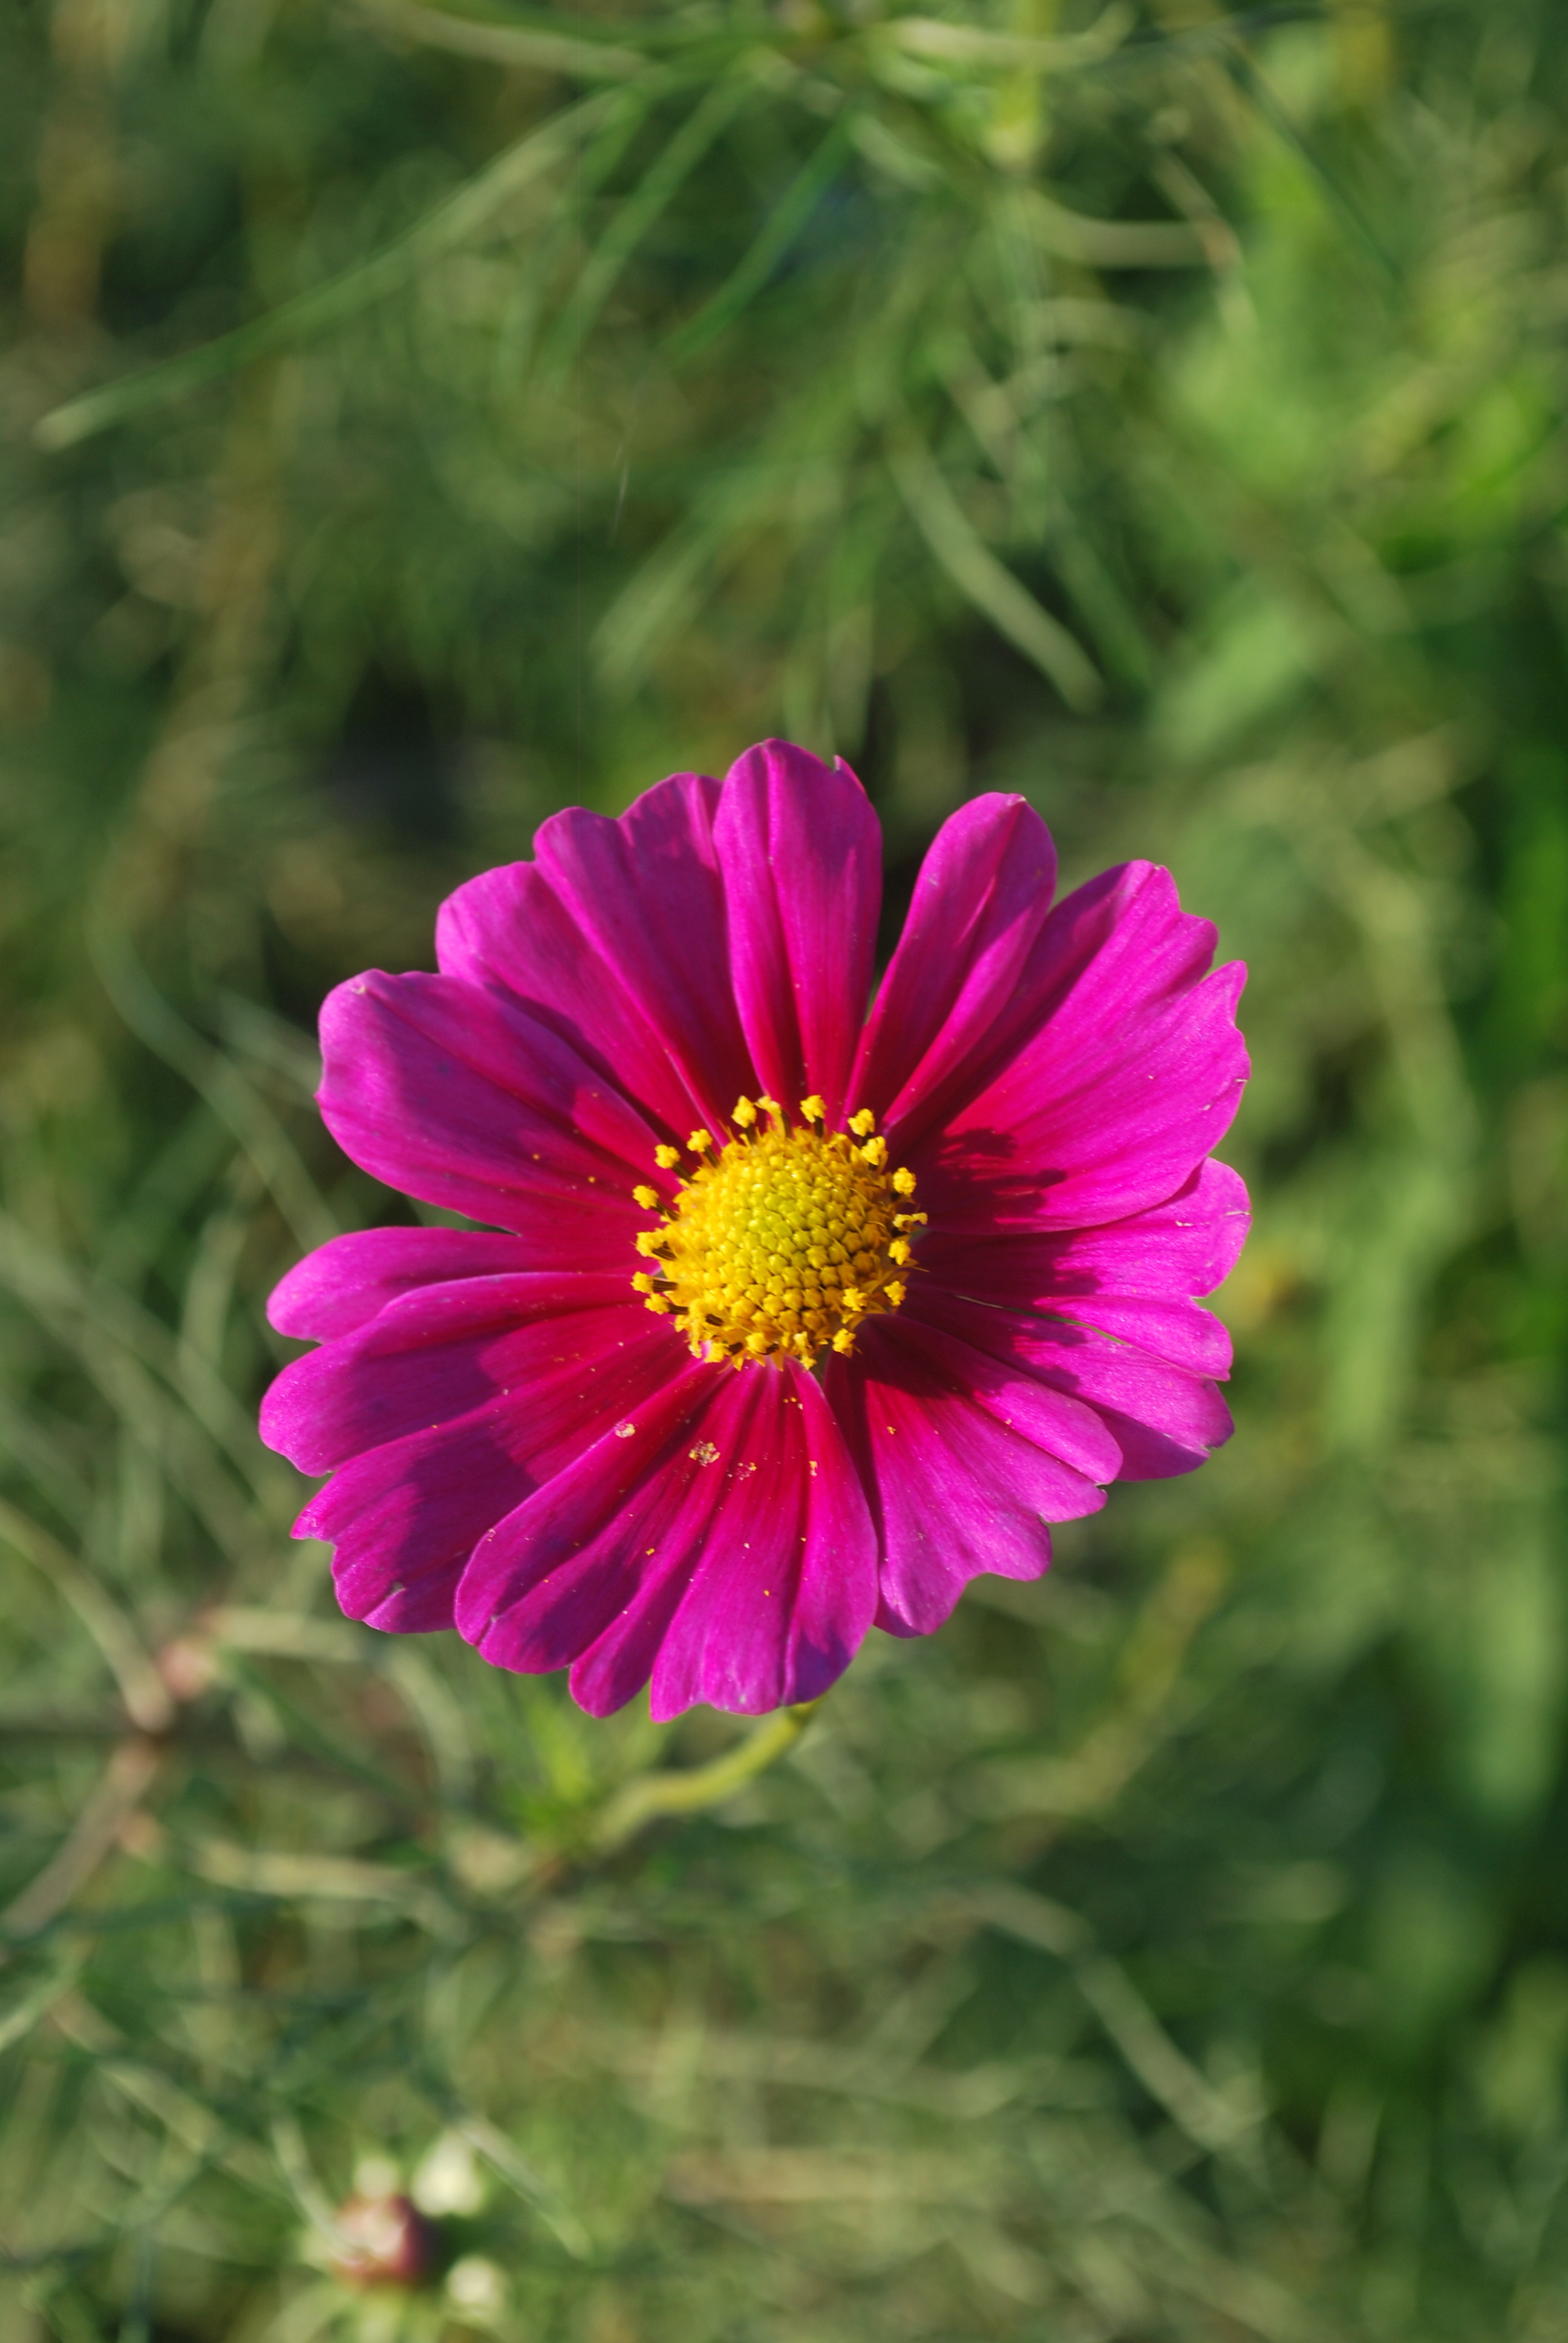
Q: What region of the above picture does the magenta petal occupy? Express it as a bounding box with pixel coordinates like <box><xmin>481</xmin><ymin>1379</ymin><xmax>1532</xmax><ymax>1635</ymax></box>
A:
<box><xmin>456</xmin><ymin>1361</ymin><xmax>878</xmax><ymax>1720</ymax></box>
<box><xmin>260</xmin><ymin>1274</ymin><xmax>646</xmax><ymax>1473</ymax></box>
<box><xmin>912</xmin><ymin>1287</ymin><xmax>1235</xmax><ymax>1481</ymax></box>
<box><xmin>453</xmin><ymin>1358</ymin><xmax>717</xmax><ymax>1665</ymax></box>
<box><xmin>851</xmin><ymin>793</ymin><xmax>1057</xmax><ymax>1142</ymax></box>
<box><xmin>825</xmin><ymin>1319</ymin><xmax>1108</xmax><ymax>1640</ymax></box>
<box><xmin>358</xmin><ymin>1561</ymin><xmax>467</xmax><ymax>1635</ymax></box>
<box><xmin>271</xmin><ymin>1286</ymin><xmax>677</xmax><ymax>1634</ymax></box>
<box><xmin>714</xmin><ymin>742</ymin><xmax>881</xmax><ymax>1126</ymax></box>
<box><xmin>308</xmin><ymin>1337</ymin><xmax>678</xmax><ymax>1631</ymax></box>
<box><xmin>521</xmin><ymin>773</ymin><xmax>757</xmax><ymax>1132</ymax></box>
<box><xmin>317</xmin><ymin>971</ymin><xmax>659</xmax><ymax>1257</ymax></box>
<box><xmin>436</xmin><ymin>856</ymin><xmax>701</xmax><ymax>1136</ymax></box>
<box><xmin>879</xmin><ymin>1311</ymin><xmax>1124</xmax><ymax>1482</ymax></box>
<box><xmin>919</xmin><ymin>1161</ymin><xmax>1250</xmax><ymax>1378</ymax></box>
<box><xmin>267</xmin><ymin>1228</ymin><xmax>538</xmax><ymax>1342</ymax></box>
<box><xmin>909</xmin><ymin>865</ymin><xmax>1248</xmax><ymax>1233</ymax></box>
<box><xmin>319</xmin><ymin>1421</ymin><xmax>521</xmax><ymax>1632</ymax></box>
<box><xmin>531</xmin><ymin>775</ymin><xmax>754</xmax><ymax>1133</ymax></box>
<box><xmin>644</xmin><ymin>1367</ymin><xmax>878</xmax><ymax>1720</ymax></box>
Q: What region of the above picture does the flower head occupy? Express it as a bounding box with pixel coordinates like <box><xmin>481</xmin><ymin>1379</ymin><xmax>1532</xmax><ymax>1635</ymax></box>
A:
<box><xmin>261</xmin><ymin>742</ymin><xmax>1249</xmax><ymax>1719</ymax></box>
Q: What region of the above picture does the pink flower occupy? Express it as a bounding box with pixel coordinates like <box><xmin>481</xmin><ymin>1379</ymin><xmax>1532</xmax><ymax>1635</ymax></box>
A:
<box><xmin>261</xmin><ymin>742</ymin><xmax>1249</xmax><ymax>1720</ymax></box>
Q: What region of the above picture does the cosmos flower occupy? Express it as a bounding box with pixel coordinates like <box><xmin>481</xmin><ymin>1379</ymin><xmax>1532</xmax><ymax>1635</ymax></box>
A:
<box><xmin>261</xmin><ymin>741</ymin><xmax>1249</xmax><ymax>1719</ymax></box>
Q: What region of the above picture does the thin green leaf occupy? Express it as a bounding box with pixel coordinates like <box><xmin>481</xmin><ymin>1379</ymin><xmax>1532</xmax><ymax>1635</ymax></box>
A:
<box><xmin>888</xmin><ymin>429</ymin><xmax>1103</xmax><ymax>710</ymax></box>
<box><xmin>355</xmin><ymin>0</ymin><xmax>648</xmax><ymax>78</ymax></box>
<box><xmin>538</xmin><ymin>73</ymin><xmax>758</xmax><ymax>376</ymax></box>
<box><xmin>881</xmin><ymin>6</ymin><xmax>1135</xmax><ymax>74</ymax></box>
<box><xmin>1223</xmin><ymin>40</ymin><xmax>1401</xmax><ymax>279</ymax></box>
<box><xmin>34</xmin><ymin>90</ymin><xmax>624</xmax><ymax>449</ymax></box>
<box><xmin>666</xmin><ymin>111</ymin><xmax>857</xmax><ymax>361</ymax></box>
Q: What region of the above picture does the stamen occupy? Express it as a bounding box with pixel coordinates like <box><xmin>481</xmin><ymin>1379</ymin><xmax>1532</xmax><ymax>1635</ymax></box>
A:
<box><xmin>629</xmin><ymin>1100</ymin><xmax>920</xmax><ymax>1368</ymax></box>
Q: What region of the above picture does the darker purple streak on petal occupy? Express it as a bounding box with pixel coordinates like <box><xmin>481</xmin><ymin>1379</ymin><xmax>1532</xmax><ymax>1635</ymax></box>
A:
<box><xmin>456</xmin><ymin>1360</ymin><xmax>878</xmax><ymax>1720</ymax></box>
<box><xmin>643</xmin><ymin>1365</ymin><xmax>877</xmax><ymax>1720</ymax></box>
<box><xmin>454</xmin><ymin>1358</ymin><xmax>723</xmax><ymax>1667</ymax></box>
<box><xmin>825</xmin><ymin>1319</ymin><xmax>1107</xmax><ymax>1640</ymax></box>
<box><xmin>911</xmin><ymin>1285</ymin><xmax>1235</xmax><ymax>1480</ymax></box>
<box><xmin>918</xmin><ymin>1160</ymin><xmax>1250</xmax><ymax>1379</ymax></box>
<box><xmin>879</xmin><ymin>859</ymin><xmax>1244</xmax><ymax>1225</ymax></box>
<box><xmin>316</xmin><ymin>970</ymin><xmax>659</xmax><ymax>1257</ymax></box>
<box><xmin>925</xmin><ymin>857</ymin><xmax>1218</xmax><ymax>1116</ymax></box>
<box><xmin>309</xmin><ymin>1321</ymin><xmax>675</xmax><ymax>1630</ymax></box>
<box><xmin>905</xmin><ymin>864</ymin><xmax>1247</xmax><ymax>1233</ymax></box>
<box><xmin>714</xmin><ymin>742</ymin><xmax>881</xmax><ymax>1128</ymax></box>
<box><xmin>851</xmin><ymin>793</ymin><xmax>1057</xmax><ymax>1139</ymax></box>
<box><xmin>501</xmin><ymin>772</ymin><xmax>757</xmax><ymax>1134</ymax></box>
<box><xmin>265</xmin><ymin>1280</ymin><xmax>677</xmax><ymax>1635</ymax></box>
<box><xmin>267</xmin><ymin>1227</ymin><xmax>538</xmax><ymax>1342</ymax></box>
<box><xmin>878</xmin><ymin>1310</ymin><xmax>1124</xmax><ymax>1484</ymax></box>
<box><xmin>259</xmin><ymin>1273</ymin><xmax>642</xmax><ymax>1473</ymax></box>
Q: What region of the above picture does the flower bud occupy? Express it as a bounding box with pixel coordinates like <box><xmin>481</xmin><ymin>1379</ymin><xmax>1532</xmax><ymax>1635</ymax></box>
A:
<box><xmin>329</xmin><ymin>2189</ymin><xmax>437</xmax><ymax>2290</ymax></box>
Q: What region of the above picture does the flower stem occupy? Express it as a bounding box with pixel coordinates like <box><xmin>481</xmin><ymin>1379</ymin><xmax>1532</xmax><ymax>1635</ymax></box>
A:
<box><xmin>592</xmin><ymin>1699</ymin><xmax>824</xmax><ymax>1853</ymax></box>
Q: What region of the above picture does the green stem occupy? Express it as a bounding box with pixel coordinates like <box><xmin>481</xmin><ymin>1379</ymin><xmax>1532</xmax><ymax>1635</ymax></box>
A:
<box><xmin>592</xmin><ymin>1699</ymin><xmax>824</xmax><ymax>1853</ymax></box>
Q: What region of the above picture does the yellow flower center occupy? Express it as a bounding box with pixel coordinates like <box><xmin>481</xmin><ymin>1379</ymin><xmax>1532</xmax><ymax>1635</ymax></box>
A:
<box><xmin>630</xmin><ymin>1096</ymin><xmax>925</xmax><ymax>1369</ymax></box>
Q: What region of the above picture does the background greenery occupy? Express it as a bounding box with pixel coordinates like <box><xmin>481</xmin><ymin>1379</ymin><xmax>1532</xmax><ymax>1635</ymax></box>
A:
<box><xmin>3</xmin><ymin>0</ymin><xmax>1567</xmax><ymax>2334</ymax></box>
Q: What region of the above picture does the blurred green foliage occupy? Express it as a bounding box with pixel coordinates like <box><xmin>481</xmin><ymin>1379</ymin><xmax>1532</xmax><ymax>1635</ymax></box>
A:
<box><xmin>4</xmin><ymin>0</ymin><xmax>1568</xmax><ymax>2335</ymax></box>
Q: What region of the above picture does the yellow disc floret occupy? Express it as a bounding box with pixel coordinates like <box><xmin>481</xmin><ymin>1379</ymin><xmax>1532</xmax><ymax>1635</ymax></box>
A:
<box><xmin>630</xmin><ymin>1098</ymin><xmax>924</xmax><ymax>1369</ymax></box>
